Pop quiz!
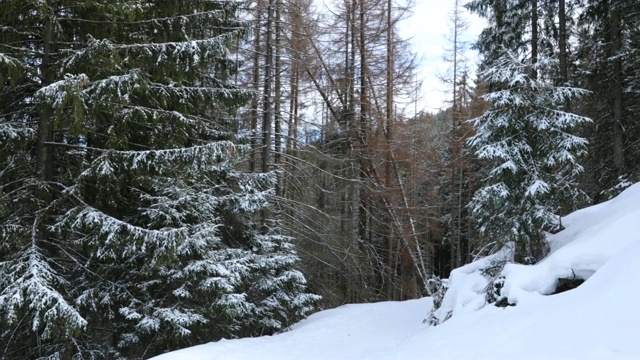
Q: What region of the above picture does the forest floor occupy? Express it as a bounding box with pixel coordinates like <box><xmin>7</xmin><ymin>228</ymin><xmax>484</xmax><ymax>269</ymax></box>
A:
<box><xmin>151</xmin><ymin>184</ymin><xmax>640</xmax><ymax>360</ymax></box>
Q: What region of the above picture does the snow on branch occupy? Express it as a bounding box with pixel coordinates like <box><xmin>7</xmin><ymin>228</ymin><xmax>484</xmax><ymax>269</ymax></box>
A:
<box><xmin>119</xmin><ymin>105</ymin><xmax>234</xmax><ymax>139</ymax></box>
<box><xmin>0</xmin><ymin>230</ymin><xmax>86</xmax><ymax>339</ymax></box>
<box><xmin>76</xmin><ymin>141</ymin><xmax>246</xmax><ymax>181</ymax></box>
<box><xmin>35</xmin><ymin>73</ymin><xmax>89</xmax><ymax>111</ymax></box>
<box><xmin>135</xmin><ymin>182</ymin><xmax>221</xmax><ymax>228</ymax></box>
<box><xmin>63</xmin><ymin>33</ymin><xmax>238</xmax><ymax>73</ymax></box>
<box><xmin>0</xmin><ymin>122</ymin><xmax>36</xmax><ymax>142</ymax></box>
<box><xmin>83</xmin><ymin>70</ymin><xmax>146</xmax><ymax>106</ymax></box>
<box><xmin>223</xmin><ymin>172</ymin><xmax>276</xmax><ymax>213</ymax></box>
<box><xmin>120</xmin><ymin>305</ymin><xmax>207</xmax><ymax>338</ymax></box>
<box><xmin>56</xmin><ymin>205</ymin><xmax>194</xmax><ymax>260</ymax></box>
<box><xmin>0</xmin><ymin>52</ymin><xmax>22</xmax><ymax>68</ymax></box>
<box><xmin>148</xmin><ymin>82</ymin><xmax>250</xmax><ymax>102</ymax></box>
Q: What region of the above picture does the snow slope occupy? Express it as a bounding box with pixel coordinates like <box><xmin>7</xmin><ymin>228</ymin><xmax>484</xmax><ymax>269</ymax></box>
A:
<box><xmin>151</xmin><ymin>184</ymin><xmax>640</xmax><ymax>360</ymax></box>
<box><xmin>151</xmin><ymin>298</ymin><xmax>429</xmax><ymax>360</ymax></box>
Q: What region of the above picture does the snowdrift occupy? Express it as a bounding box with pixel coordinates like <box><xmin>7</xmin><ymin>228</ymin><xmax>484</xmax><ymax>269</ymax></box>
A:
<box><xmin>431</xmin><ymin>183</ymin><xmax>640</xmax><ymax>323</ymax></box>
<box><xmin>151</xmin><ymin>184</ymin><xmax>640</xmax><ymax>360</ymax></box>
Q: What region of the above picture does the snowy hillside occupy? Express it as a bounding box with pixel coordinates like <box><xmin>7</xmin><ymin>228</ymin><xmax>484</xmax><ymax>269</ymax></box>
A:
<box><xmin>151</xmin><ymin>184</ymin><xmax>640</xmax><ymax>360</ymax></box>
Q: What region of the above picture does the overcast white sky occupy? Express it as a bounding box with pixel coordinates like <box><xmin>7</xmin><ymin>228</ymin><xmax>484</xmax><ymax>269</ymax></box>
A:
<box><xmin>398</xmin><ymin>0</ymin><xmax>485</xmax><ymax>113</ymax></box>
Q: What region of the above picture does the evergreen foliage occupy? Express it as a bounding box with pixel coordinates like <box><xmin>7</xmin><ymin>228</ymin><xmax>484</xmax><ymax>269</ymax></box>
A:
<box><xmin>573</xmin><ymin>0</ymin><xmax>640</xmax><ymax>200</ymax></box>
<box><xmin>467</xmin><ymin>52</ymin><xmax>590</xmax><ymax>263</ymax></box>
<box><xmin>0</xmin><ymin>1</ymin><xmax>317</xmax><ymax>359</ymax></box>
<box><xmin>465</xmin><ymin>0</ymin><xmax>531</xmax><ymax>68</ymax></box>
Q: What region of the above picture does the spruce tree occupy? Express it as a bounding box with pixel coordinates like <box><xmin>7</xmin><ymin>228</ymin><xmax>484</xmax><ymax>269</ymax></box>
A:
<box><xmin>0</xmin><ymin>1</ymin><xmax>317</xmax><ymax>359</ymax></box>
<box><xmin>467</xmin><ymin>52</ymin><xmax>590</xmax><ymax>263</ymax></box>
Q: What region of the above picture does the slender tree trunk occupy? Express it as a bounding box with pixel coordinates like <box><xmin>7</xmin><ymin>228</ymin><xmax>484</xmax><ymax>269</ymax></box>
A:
<box><xmin>610</xmin><ymin>3</ymin><xmax>625</xmax><ymax>173</ymax></box>
<box><xmin>343</xmin><ymin>3</ymin><xmax>350</xmax><ymax>116</ymax></box>
<box><xmin>37</xmin><ymin>12</ymin><xmax>55</xmax><ymax>183</ymax></box>
<box><xmin>358</xmin><ymin>0</ymin><xmax>368</xmax><ymax>244</ymax></box>
<box><xmin>250</xmin><ymin>2</ymin><xmax>263</xmax><ymax>173</ymax></box>
<box><xmin>286</xmin><ymin>69</ymin><xmax>298</xmax><ymax>156</ymax></box>
<box><xmin>531</xmin><ymin>0</ymin><xmax>538</xmax><ymax>78</ymax></box>
<box><xmin>349</xmin><ymin>0</ymin><xmax>356</xmax><ymax>125</ymax></box>
<box><xmin>445</xmin><ymin>0</ymin><xmax>468</xmax><ymax>269</ymax></box>
<box><xmin>34</xmin><ymin>9</ymin><xmax>57</xmax><ymax>353</ymax></box>
<box><xmin>385</xmin><ymin>0</ymin><xmax>394</xmax><ymax>187</ymax></box>
<box><xmin>452</xmin><ymin>0</ymin><xmax>460</xmax><ymax>269</ymax></box>
<box><xmin>452</xmin><ymin>0</ymin><xmax>459</xmax><ymax>112</ymax></box>
<box><xmin>258</xmin><ymin>0</ymin><xmax>275</xmax><ymax>232</ymax></box>
<box><xmin>456</xmin><ymin>159</ymin><xmax>464</xmax><ymax>266</ymax></box>
<box><xmin>384</xmin><ymin>0</ymin><xmax>396</xmax><ymax>299</ymax></box>
<box><xmin>558</xmin><ymin>0</ymin><xmax>568</xmax><ymax>84</ymax></box>
<box><xmin>262</xmin><ymin>0</ymin><xmax>274</xmax><ymax>173</ymax></box>
<box><xmin>284</xmin><ymin>59</ymin><xmax>299</xmax><ymax>200</ymax></box>
<box><xmin>274</xmin><ymin>0</ymin><xmax>282</xmax><ymax>196</ymax></box>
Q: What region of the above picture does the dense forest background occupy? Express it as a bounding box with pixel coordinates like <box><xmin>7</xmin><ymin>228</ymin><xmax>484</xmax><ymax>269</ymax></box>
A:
<box><xmin>1</xmin><ymin>0</ymin><xmax>639</xmax><ymax>358</ymax></box>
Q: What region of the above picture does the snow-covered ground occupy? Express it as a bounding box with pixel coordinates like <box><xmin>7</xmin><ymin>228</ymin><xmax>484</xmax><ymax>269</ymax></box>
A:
<box><xmin>152</xmin><ymin>184</ymin><xmax>640</xmax><ymax>360</ymax></box>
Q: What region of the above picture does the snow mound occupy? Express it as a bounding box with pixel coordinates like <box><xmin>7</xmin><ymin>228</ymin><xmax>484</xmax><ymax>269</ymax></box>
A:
<box><xmin>432</xmin><ymin>183</ymin><xmax>640</xmax><ymax>322</ymax></box>
<box><xmin>400</xmin><ymin>239</ymin><xmax>640</xmax><ymax>360</ymax></box>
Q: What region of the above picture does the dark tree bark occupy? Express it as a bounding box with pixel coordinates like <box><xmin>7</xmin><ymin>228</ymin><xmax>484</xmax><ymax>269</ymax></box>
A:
<box><xmin>531</xmin><ymin>0</ymin><xmax>538</xmax><ymax>79</ymax></box>
<box><xmin>262</xmin><ymin>0</ymin><xmax>274</xmax><ymax>173</ymax></box>
<box><xmin>274</xmin><ymin>0</ymin><xmax>282</xmax><ymax>196</ymax></box>
<box><xmin>384</xmin><ymin>0</ymin><xmax>395</xmax><ymax>298</ymax></box>
<box><xmin>358</xmin><ymin>0</ymin><xmax>368</xmax><ymax>244</ymax></box>
<box><xmin>249</xmin><ymin>0</ymin><xmax>263</xmax><ymax>172</ymax></box>
<box><xmin>610</xmin><ymin>2</ymin><xmax>625</xmax><ymax>174</ymax></box>
<box><xmin>558</xmin><ymin>0</ymin><xmax>568</xmax><ymax>83</ymax></box>
<box><xmin>37</xmin><ymin>12</ymin><xmax>56</xmax><ymax>183</ymax></box>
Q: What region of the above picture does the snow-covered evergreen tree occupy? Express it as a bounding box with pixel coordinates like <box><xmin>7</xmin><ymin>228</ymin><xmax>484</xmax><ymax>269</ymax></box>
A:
<box><xmin>467</xmin><ymin>51</ymin><xmax>590</xmax><ymax>263</ymax></box>
<box><xmin>0</xmin><ymin>1</ymin><xmax>317</xmax><ymax>359</ymax></box>
<box><xmin>465</xmin><ymin>0</ymin><xmax>531</xmax><ymax>69</ymax></box>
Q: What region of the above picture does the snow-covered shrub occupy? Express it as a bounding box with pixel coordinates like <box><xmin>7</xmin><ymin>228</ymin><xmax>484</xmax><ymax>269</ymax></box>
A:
<box><xmin>425</xmin><ymin>276</ymin><xmax>449</xmax><ymax>325</ymax></box>
<box><xmin>427</xmin><ymin>247</ymin><xmax>513</xmax><ymax>325</ymax></box>
<box><xmin>480</xmin><ymin>258</ymin><xmax>509</xmax><ymax>306</ymax></box>
<box><xmin>600</xmin><ymin>175</ymin><xmax>634</xmax><ymax>200</ymax></box>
